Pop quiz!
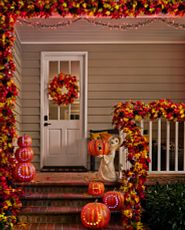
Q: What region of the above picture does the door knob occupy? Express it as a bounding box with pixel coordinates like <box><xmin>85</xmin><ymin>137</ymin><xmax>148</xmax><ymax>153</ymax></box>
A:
<box><xmin>44</xmin><ymin>122</ymin><xmax>51</xmax><ymax>126</ymax></box>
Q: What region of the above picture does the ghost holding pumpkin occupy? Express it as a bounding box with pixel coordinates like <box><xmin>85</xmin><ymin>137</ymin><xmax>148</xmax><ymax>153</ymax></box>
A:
<box><xmin>97</xmin><ymin>135</ymin><xmax>123</xmax><ymax>182</ymax></box>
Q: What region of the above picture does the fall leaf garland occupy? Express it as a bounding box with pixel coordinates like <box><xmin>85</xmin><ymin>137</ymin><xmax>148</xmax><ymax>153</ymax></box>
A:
<box><xmin>113</xmin><ymin>99</ymin><xmax>185</xmax><ymax>229</ymax></box>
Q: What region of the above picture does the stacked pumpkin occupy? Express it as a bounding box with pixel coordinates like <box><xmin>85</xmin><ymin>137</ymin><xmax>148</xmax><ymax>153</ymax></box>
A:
<box><xmin>14</xmin><ymin>134</ymin><xmax>36</xmax><ymax>182</ymax></box>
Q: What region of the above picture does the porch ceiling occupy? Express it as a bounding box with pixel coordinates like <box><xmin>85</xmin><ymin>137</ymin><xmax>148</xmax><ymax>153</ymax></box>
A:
<box><xmin>15</xmin><ymin>17</ymin><xmax>185</xmax><ymax>44</ymax></box>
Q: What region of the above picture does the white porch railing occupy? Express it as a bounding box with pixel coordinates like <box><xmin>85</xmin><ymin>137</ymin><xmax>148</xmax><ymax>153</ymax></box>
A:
<box><xmin>119</xmin><ymin>119</ymin><xmax>185</xmax><ymax>173</ymax></box>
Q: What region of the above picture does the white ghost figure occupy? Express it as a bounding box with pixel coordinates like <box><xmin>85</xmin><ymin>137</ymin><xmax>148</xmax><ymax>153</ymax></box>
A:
<box><xmin>97</xmin><ymin>135</ymin><xmax>122</xmax><ymax>182</ymax></box>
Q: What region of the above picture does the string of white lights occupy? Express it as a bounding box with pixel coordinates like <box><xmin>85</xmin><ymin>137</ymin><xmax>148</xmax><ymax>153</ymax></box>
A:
<box><xmin>159</xmin><ymin>18</ymin><xmax>185</xmax><ymax>30</ymax></box>
<box><xmin>84</xmin><ymin>18</ymin><xmax>156</xmax><ymax>30</ymax></box>
<box><xmin>16</xmin><ymin>18</ymin><xmax>81</xmax><ymax>29</ymax></box>
<box><xmin>16</xmin><ymin>17</ymin><xmax>185</xmax><ymax>31</ymax></box>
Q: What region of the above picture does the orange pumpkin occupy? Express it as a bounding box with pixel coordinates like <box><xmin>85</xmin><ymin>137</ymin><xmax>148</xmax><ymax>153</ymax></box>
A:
<box><xmin>15</xmin><ymin>147</ymin><xmax>34</xmax><ymax>163</ymax></box>
<box><xmin>88</xmin><ymin>139</ymin><xmax>110</xmax><ymax>156</ymax></box>
<box><xmin>103</xmin><ymin>191</ymin><xmax>124</xmax><ymax>211</ymax></box>
<box><xmin>14</xmin><ymin>163</ymin><xmax>36</xmax><ymax>182</ymax></box>
<box><xmin>88</xmin><ymin>181</ymin><xmax>105</xmax><ymax>196</ymax></box>
<box><xmin>17</xmin><ymin>134</ymin><xmax>32</xmax><ymax>147</ymax></box>
<box><xmin>81</xmin><ymin>202</ymin><xmax>110</xmax><ymax>229</ymax></box>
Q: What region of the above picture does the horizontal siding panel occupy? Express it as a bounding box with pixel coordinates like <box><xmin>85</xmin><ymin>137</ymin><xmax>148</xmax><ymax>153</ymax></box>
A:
<box><xmin>23</xmin><ymin>77</ymin><xmax>40</xmax><ymax>84</ymax></box>
<box><xmin>23</xmin><ymin>124</ymin><xmax>40</xmax><ymax>132</ymax></box>
<box><xmin>23</xmin><ymin>68</ymin><xmax>39</xmax><ymax>76</ymax></box>
<box><xmin>23</xmin><ymin>116</ymin><xmax>40</xmax><ymax>123</ymax></box>
<box><xmin>89</xmin><ymin>67</ymin><xmax>185</xmax><ymax>76</ymax></box>
<box><xmin>88</xmin><ymin>123</ymin><xmax>113</xmax><ymax>130</ymax></box>
<box><xmin>89</xmin><ymin>59</ymin><xmax>185</xmax><ymax>68</ymax></box>
<box><xmin>88</xmin><ymin>75</ymin><xmax>185</xmax><ymax>84</ymax></box>
<box><xmin>23</xmin><ymin>131</ymin><xmax>40</xmax><ymax>139</ymax></box>
<box><xmin>23</xmin><ymin>92</ymin><xmax>40</xmax><ymax>100</ymax></box>
<box><xmin>23</xmin><ymin>108</ymin><xmax>40</xmax><ymax>115</ymax></box>
<box><xmin>22</xmin><ymin>44</ymin><xmax>185</xmax><ymax>53</ymax></box>
<box><xmin>89</xmin><ymin>83</ymin><xmax>185</xmax><ymax>92</ymax></box>
<box><xmin>89</xmin><ymin>52</ymin><xmax>185</xmax><ymax>60</ymax></box>
<box><xmin>88</xmin><ymin>108</ymin><xmax>113</xmax><ymax>115</ymax></box>
<box><xmin>88</xmin><ymin>91</ymin><xmax>185</xmax><ymax>100</ymax></box>
<box><xmin>22</xmin><ymin>52</ymin><xmax>40</xmax><ymax>60</ymax></box>
<box><xmin>23</xmin><ymin>100</ymin><xmax>40</xmax><ymax>108</ymax></box>
<box><xmin>88</xmin><ymin>116</ymin><xmax>112</xmax><ymax>123</ymax></box>
<box><xmin>88</xmin><ymin>99</ymin><xmax>184</xmax><ymax>108</ymax></box>
<box><xmin>32</xmin><ymin>147</ymin><xmax>39</xmax><ymax>155</ymax></box>
<box><xmin>23</xmin><ymin>60</ymin><xmax>40</xmax><ymax>68</ymax></box>
<box><xmin>33</xmin><ymin>154</ymin><xmax>40</xmax><ymax>162</ymax></box>
<box><xmin>23</xmin><ymin>84</ymin><xmax>40</xmax><ymax>92</ymax></box>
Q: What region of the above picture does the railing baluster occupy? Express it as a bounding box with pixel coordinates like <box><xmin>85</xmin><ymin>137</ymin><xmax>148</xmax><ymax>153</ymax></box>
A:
<box><xmin>140</xmin><ymin>119</ymin><xmax>144</xmax><ymax>135</ymax></box>
<box><xmin>149</xmin><ymin>120</ymin><xmax>152</xmax><ymax>172</ymax></box>
<box><xmin>175</xmin><ymin>122</ymin><xmax>179</xmax><ymax>172</ymax></box>
<box><xmin>158</xmin><ymin>118</ymin><xmax>161</xmax><ymax>172</ymax></box>
<box><xmin>166</xmin><ymin>121</ymin><xmax>170</xmax><ymax>172</ymax></box>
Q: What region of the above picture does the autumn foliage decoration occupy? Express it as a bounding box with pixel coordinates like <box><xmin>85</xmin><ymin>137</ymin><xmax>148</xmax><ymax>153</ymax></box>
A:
<box><xmin>113</xmin><ymin>99</ymin><xmax>185</xmax><ymax>229</ymax></box>
<box><xmin>1</xmin><ymin>0</ymin><xmax>185</xmax><ymax>229</ymax></box>
<box><xmin>0</xmin><ymin>14</ymin><xmax>23</xmax><ymax>229</ymax></box>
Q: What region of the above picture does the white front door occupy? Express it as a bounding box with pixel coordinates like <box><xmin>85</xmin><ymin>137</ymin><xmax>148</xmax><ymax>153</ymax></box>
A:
<box><xmin>40</xmin><ymin>52</ymin><xmax>88</xmax><ymax>169</ymax></box>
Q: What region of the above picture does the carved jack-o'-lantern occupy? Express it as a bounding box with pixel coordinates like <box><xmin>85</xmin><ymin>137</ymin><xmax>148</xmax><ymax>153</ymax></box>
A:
<box><xmin>15</xmin><ymin>147</ymin><xmax>34</xmax><ymax>163</ymax></box>
<box><xmin>88</xmin><ymin>181</ymin><xmax>105</xmax><ymax>196</ymax></box>
<box><xmin>81</xmin><ymin>202</ymin><xmax>110</xmax><ymax>229</ymax></box>
<box><xmin>103</xmin><ymin>191</ymin><xmax>124</xmax><ymax>211</ymax></box>
<box><xmin>88</xmin><ymin>139</ymin><xmax>110</xmax><ymax>156</ymax></box>
<box><xmin>14</xmin><ymin>163</ymin><xmax>36</xmax><ymax>182</ymax></box>
<box><xmin>17</xmin><ymin>134</ymin><xmax>32</xmax><ymax>147</ymax></box>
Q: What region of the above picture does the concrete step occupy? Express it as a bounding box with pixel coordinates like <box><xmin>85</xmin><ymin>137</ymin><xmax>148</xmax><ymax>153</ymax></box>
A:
<box><xmin>19</xmin><ymin>206</ymin><xmax>122</xmax><ymax>224</ymax></box>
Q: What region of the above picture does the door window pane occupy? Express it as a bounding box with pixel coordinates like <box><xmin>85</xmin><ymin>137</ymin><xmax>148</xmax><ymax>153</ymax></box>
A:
<box><xmin>60</xmin><ymin>61</ymin><xmax>69</xmax><ymax>74</ymax></box>
<box><xmin>49</xmin><ymin>101</ymin><xmax>58</xmax><ymax>120</ymax></box>
<box><xmin>49</xmin><ymin>61</ymin><xmax>58</xmax><ymax>79</ymax></box>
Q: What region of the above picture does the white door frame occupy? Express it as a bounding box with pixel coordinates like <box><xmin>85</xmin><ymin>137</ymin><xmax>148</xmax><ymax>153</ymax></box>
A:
<box><xmin>40</xmin><ymin>51</ymin><xmax>88</xmax><ymax>169</ymax></box>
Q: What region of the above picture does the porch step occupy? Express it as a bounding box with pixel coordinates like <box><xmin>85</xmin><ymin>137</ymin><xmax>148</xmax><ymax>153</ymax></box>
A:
<box><xmin>19</xmin><ymin>181</ymin><xmax>119</xmax><ymax>193</ymax></box>
<box><xmin>21</xmin><ymin>192</ymin><xmax>102</xmax><ymax>207</ymax></box>
<box><xmin>18</xmin><ymin>173</ymin><xmax>122</xmax><ymax>226</ymax></box>
<box><xmin>19</xmin><ymin>206</ymin><xmax>121</xmax><ymax>224</ymax></box>
<box><xmin>15</xmin><ymin>223</ymin><xmax>124</xmax><ymax>230</ymax></box>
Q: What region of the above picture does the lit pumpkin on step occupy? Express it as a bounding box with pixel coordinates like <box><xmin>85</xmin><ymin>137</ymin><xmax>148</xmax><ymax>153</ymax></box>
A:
<box><xmin>15</xmin><ymin>147</ymin><xmax>34</xmax><ymax>163</ymax></box>
<box><xmin>103</xmin><ymin>191</ymin><xmax>124</xmax><ymax>211</ymax></box>
<box><xmin>14</xmin><ymin>163</ymin><xmax>36</xmax><ymax>182</ymax></box>
<box><xmin>88</xmin><ymin>181</ymin><xmax>105</xmax><ymax>196</ymax></box>
<box><xmin>81</xmin><ymin>202</ymin><xmax>110</xmax><ymax>229</ymax></box>
<box><xmin>17</xmin><ymin>134</ymin><xmax>32</xmax><ymax>147</ymax></box>
<box><xmin>88</xmin><ymin>139</ymin><xmax>110</xmax><ymax>156</ymax></box>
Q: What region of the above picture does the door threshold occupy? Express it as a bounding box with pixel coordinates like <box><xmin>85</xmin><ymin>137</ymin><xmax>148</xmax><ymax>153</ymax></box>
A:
<box><xmin>40</xmin><ymin>166</ymin><xmax>88</xmax><ymax>172</ymax></box>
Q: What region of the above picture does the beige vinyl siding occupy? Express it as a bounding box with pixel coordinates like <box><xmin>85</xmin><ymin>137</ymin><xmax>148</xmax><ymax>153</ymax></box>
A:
<box><xmin>22</xmin><ymin>44</ymin><xmax>185</xmax><ymax>169</ymax></box>
<box><xmin>13</xmin><ymin>38</ymin><xmax>22</xmax><ymax>136</ymax></box>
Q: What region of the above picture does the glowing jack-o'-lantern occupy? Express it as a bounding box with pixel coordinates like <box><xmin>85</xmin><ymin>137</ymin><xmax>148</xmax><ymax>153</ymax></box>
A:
<box><xmin>81</xmin><ymin>202</ymin><xmax>110</xmax><ymax>229</ymax></box>
<box><xmin>15</xmin><ymin>147</ymin><xmax>34</xmax><ymax>163</ymax></box>
<box><xmin>88</xmin><ymin>139</ymin><xmax>110</xmax><ymax>156</ymax></box>
<box><xmin>14</xmin><ymin>163</ymin><xmax>36</xmax><ymax>182</ymax></box>
<box><xmin>17</xmin><ymin>134</ymin><xmax>32</xmax><ymax>147</ymax></box>
<box><xmin>103</xmin><ymin>191</ymin><xmax>124</xmax><ymax>211</ymax></box>
<box><xmin>88</xmin><ymin>181</ymin><xmax>105</xmax><ymax>196</ymax></box>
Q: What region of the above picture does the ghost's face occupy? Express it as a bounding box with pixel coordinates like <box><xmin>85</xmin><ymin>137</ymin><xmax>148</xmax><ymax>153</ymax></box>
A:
<box><xmin>109</xmin><ymin>136</ymin><xmax>120</xmax><ymax>150</ymax></box>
